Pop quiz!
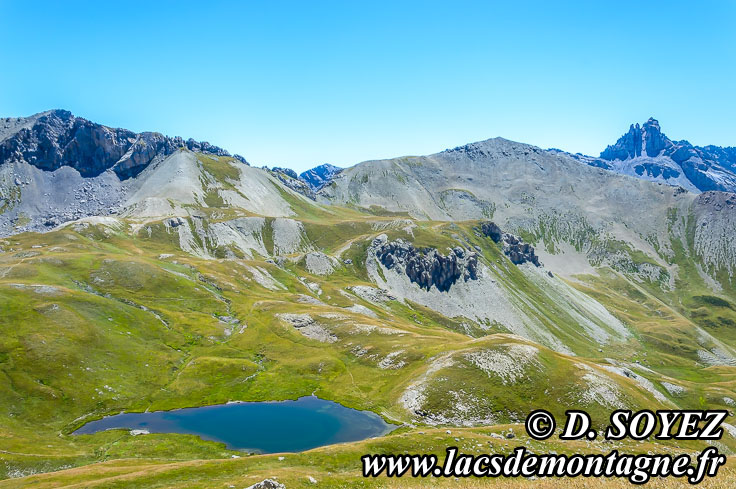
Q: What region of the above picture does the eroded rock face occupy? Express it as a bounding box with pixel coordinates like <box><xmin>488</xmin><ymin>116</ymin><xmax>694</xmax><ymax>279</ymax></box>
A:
<box><xmin>503</xmin><ymin>235</ymin><xmax>541</xmax><ymax>266</ymax></box>
<box><xmin>276</xmin><ymin>313</ymin><xmax>337</xmax><ymax>343</ymax></box>
<box><xmin>0</xmin><ymin>110</ymin><xmax>246</xmax><ymax>179</ymax></box>
<box><xmin>601</xmin><ymin>118</ymin><xmax>673</xmax><ymax>160</ymax></box>
<box><xmin>373</xmin><ymin>236</ymin><xmax>478</xmax><ymax>292</ymax></box>
<box><xmin>479</xmin><ymin>221</ymin><xmax>540</xmax><ymax>267</ymax></box>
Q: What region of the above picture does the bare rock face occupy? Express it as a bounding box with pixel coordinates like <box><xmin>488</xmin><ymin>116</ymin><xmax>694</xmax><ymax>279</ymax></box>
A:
<box><xmin>691</xmin><ymin>191</ymin><xmax>736</xmax><ymax>275</ymax></box>
<box><xmin>502</xmin><ymin>234</ymin><xmax>541</xmax><ymax>267</ymax></box>
<box><xmin>479</xmin><ymin>221</ymin><xmax>540</xmax><ymax>267</ymax></box>
<box><xmin>601</xmin><ymin>118</ymin><xmax>673</xmax><ymax>160</ymax></box>
<box><xmin>0</xmin><ymin>110</ymin><xmax>246</xmax><ymax>179</ymax></box>
<box><xmin>373</xmin><ymin>236</ymin><xmax>478</xmax><ymax>292</ymax></box>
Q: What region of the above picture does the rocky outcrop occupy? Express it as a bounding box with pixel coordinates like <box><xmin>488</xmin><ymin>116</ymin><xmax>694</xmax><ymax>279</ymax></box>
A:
<box><xmin>245</xmin><ymin>480</ymin><xmax>286</xmax><ymax>489</ymax></box>
<box><xmin>0</xmin><ymin>110</ymin><xmax>247</xmax><ymax>179</ymax></box>
<box><xmin>303</xmin><ymin>251</ymin><xmax>337</xmax><ymax>275</ymax></box>
<box><xmin>373</xmin><ymin>236</ymin><xmax>478</xmax><ymax>292</ymax></box>
<box><xmin>503</xmin><ymin>234</ymin><xmax>541</xmax><ymax>266</ymax></box>
<box><xmin>269</xmin><ymin>163</ymin><xmax>343</xmax><ymax>197</ymax></box>
<box><xmin>269</xmin><ymin>167</ymin><xmax>316</xmax><ymax>199</ymax></box>
<box><xmin>480</xmin><ymin>221</ymin><xmax>541</xmax><ymax>267</ymax></box>
<box><xmin>480</xmin><ymin>221</ymin><xmax>503</xmax><ymax>243</ymax></box>
<box><xmin>300</xmin><ymin>163</ymin><xmax>342</xmax><ymax>190</ymax></box>
<box><xmin>272</xmin><ymin>167</ymin><xmax>298</xmax><ymax>179</ymax></box>
<box><xmin>276</xmin><ymin>313</ymin><xmax>336</xmax><ymax>343</ymax></box>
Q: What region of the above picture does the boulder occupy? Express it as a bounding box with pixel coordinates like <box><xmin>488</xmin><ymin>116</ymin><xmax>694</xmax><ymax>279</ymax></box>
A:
<box><xmin>245</xmin><ymin>480</ymin><xmax>286</xmax><ymax>489</ymax></box>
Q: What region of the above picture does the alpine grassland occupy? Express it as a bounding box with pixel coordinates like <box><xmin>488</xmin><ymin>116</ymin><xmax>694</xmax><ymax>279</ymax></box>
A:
<box><xmin>2</xmin><ymin>152</ymin><xmax>736</xmax><ymax>488</ymax></box>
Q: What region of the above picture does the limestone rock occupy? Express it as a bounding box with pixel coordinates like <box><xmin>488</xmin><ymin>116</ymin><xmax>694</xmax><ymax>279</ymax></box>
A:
<box><xmin>373</xmin><ymin>236</ymin><xmax>478</xmax><ymax>292</ymax></box>
<box><xmin>245</xmin><ymin>480</ymin><xmax>286</xmax><ymax>489</ymax></box>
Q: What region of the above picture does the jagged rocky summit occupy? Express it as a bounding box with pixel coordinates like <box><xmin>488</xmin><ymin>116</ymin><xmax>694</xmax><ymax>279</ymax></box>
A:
<box><xmin>600</xmin><ymin>118</ymin><xmax>672</xmax><ymax>160</ymax></box>
<box><xmin>0</xmin><ymin>109</ymin><xmax>247</xmax><ymax>179</ymax></box>
<box><xmin>557</xmin><ymin>117</ymin><xmax>736</xmax><ymax>193</ymax></box>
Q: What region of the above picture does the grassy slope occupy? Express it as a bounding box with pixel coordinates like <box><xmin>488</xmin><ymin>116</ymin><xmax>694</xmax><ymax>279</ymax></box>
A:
<box><xmin>2</xmin><ymin>155</ymin><xmax>736</xmax><ymax>486</ymax></box>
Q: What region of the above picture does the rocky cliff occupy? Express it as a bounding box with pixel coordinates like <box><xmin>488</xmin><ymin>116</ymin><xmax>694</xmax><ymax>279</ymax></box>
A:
<box><xmin>373</xmin><ymin>235</ymin><xmax>478</xmax><ymax>292</ymax></box>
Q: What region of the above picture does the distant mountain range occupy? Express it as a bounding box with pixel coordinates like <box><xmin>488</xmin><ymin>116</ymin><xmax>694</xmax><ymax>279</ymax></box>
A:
<box><xmin>3</xmin><ymin>111</ymin><xmax>734</xmax><ymax>200</ymax></box>
<box><xmin>1</xmin><ymin>110</ymin><xmax>735</xmax><ymax>237</ymax></box>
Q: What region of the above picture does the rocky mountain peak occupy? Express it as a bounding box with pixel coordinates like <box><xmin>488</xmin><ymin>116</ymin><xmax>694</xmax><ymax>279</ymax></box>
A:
<box><xmin>643</xmin><ymin>117</ymin><xmax>660</xmax><ymax>131</ymax></box>
<box><xmin>0</xmin><ymin>109</ymin><xmax>247</xmax><ymax>180</ymax></box>
<box><xmin>600</xmin><ymin>117</ymin><xmax>673</xmax><ymax>161</ymax></box>
<box><xmin>300</xmin><ymin>163</ymin><xmax>342</xmax><ymax>190</ymax></box>
<box><xmin>588</xmin><ymin>118</ymin><xmax>736</xmax><ymax>193</ymax></box>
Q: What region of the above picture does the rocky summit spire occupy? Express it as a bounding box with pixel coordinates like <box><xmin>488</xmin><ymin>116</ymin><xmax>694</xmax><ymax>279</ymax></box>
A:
<box><xmin>590</xmin><ymin>117</ymin><xmax>736</xmax><ymax>193</ymax></box>
<box><xmin>600</xmin><ymin>117</ymin><xmax>673</xmax><ymax>161</ymax></box>
<box><xmin>641</xmin><ymin>117</ymin><xmax>671</xmax><ymax>157</ymax></box>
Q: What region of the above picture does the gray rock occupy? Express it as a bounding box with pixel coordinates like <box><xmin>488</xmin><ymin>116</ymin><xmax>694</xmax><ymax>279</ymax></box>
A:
<box><xmin>480</xmin><ymin>221</ymin><xmax>541</xmax><ymax>267</ymax></box>
<box><xmin>374</xmin><ymin>238</ymin><xmax>478</xmax><ymax>292</ymax></box>
<box><xmin>480</xmin><ymin>221</ymin><xmax>503</xmax><ymax>243</ymax></box>
<box><xmin>601</xmin><ymin>118</ymin><xmax>672</xmax><ymax>160</ymax></box>
<box><xmin>268</xmin><ymin>167</ymin><xmax>316</xmax><ymax>200</ymax></box>
<box><xmin>0</xmin><ymin>110</ymin><xmax>241</xmax><ymax>180</ymax></box>
<box><xmin>300</xmin><ymin>163</ymin><xmax>342</xmax><ymax>190</ymax></box>
<box><xmin>244</xmin><ymin>479</ymin><xmax>286</xmax><ymax>489</ymax></box>
<box><xmin>167</xmin><ymin>217</ymin><xmax>185</xmax><ymax>228</ymax></box>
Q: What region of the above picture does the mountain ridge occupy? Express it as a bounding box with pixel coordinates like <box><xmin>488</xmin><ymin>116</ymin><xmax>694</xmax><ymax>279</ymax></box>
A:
<box><xmin>0</xmin><ymin>109</ymin><xmax>249</xmax><ymax>179</ymax></box>
<box><xmin>3</xmin><ymin>110</ymin><xmax>735</xmax><ymax>202</ymax></box>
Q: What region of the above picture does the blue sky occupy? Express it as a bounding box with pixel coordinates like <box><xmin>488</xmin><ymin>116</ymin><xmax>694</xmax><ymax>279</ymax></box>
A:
<box><xmin>1</xmin><ymin>1</ymin><xmax>734</xmax><ymax>172</ymax></box>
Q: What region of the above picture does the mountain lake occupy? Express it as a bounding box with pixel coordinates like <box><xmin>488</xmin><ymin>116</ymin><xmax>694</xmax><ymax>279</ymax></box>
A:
<box><xmin>73</xmin><ymin>396</ymin><xmax>396</xmax><ymax>453</ymax></box>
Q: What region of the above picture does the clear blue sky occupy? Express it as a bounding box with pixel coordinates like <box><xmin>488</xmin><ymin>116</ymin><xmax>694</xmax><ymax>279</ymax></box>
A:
<box><xmin>1</xmin><ymin>1</ymin><xmax>734</xmax><ymax>172</ymax></box>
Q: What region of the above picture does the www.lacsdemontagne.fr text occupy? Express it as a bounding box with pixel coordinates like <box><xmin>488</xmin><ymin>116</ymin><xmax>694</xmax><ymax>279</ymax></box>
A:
<box><xmin>362</xmin><ymin>446</ymin><xmax>725</xmax><ymax>484</ymax></box>
<box><xmin>362</xmin><ymin>409</ymin><xmax>730</xmax><ymax>484</ymax></box>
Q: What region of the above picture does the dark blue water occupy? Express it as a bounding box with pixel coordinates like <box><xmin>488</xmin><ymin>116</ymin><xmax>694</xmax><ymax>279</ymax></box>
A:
<box><xmin>73</xmin><ymin>396</ymin><xmax>395</xmax><ymax>453</ymax></box>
